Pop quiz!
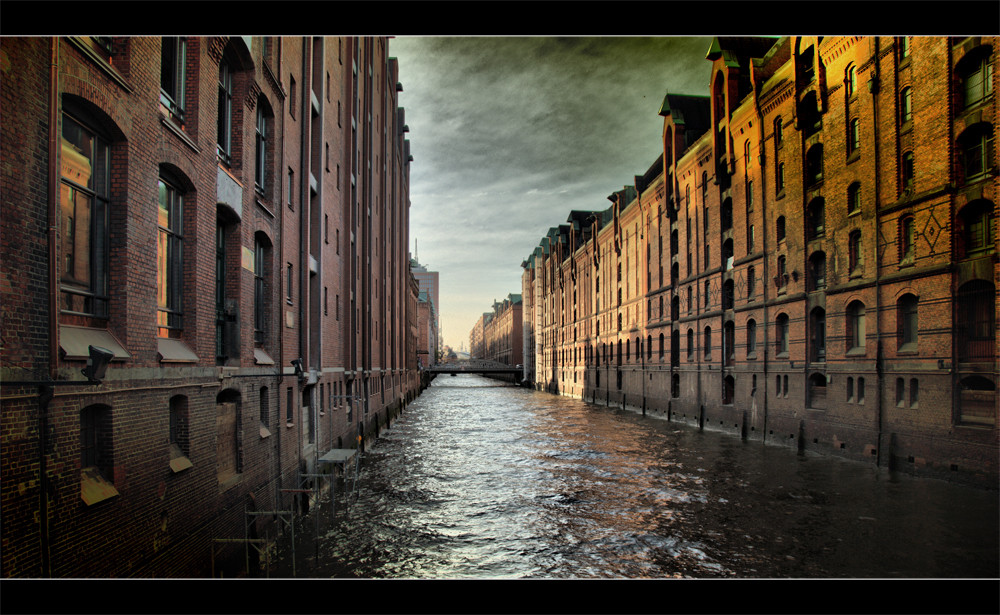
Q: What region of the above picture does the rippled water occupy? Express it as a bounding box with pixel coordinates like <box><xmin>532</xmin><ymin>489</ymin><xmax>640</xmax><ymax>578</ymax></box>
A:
<box><xmin>274</xmin><ymin>375</ymin><xmax>998</xmax><ymax>579</ymax></box>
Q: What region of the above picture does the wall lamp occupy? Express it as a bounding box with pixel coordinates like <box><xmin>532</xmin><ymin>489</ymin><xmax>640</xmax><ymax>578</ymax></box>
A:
<box><xmin>291</xmin><ymin>358</ymin><xmax>304</xmax><ymax>380</ymax></box>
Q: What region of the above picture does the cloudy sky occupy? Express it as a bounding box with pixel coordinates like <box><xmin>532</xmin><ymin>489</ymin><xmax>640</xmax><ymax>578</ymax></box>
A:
<box><xmin>388</xmin><ymin>36</ymin><xmax>714</xmax><ymax>352</ymax></box>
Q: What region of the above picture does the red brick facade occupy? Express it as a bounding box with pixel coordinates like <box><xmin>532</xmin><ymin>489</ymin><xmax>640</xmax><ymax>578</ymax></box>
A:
<box><xmin>524</xmin><ymin>36</ymin><xmax>998</xmax><ymax>485</ymax></box>
<box><xmin>0</xmin><ymin>36</ymin><xmax>422</xmax><ymax>577</ymax></box>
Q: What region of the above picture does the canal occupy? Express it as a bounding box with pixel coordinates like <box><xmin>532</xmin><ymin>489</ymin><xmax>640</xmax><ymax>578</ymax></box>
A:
<box><xmin>273</xmin><ymin>374</ymin><xmax>998</xmax><ymax>580</ymax></box>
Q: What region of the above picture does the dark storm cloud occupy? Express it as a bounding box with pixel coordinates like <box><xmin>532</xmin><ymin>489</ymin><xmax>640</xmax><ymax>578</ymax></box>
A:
<box><xmin>391</xmin><ymin>36</ymin><xmax>713</xmax><ymax>349</ymax></box>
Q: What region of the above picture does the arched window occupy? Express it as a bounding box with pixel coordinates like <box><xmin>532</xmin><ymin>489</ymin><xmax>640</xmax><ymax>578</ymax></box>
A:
<box><xmin>959</xmin><ymin>200</ymin><xmax>995</xmax><ymax>257</ymax></box>
<box><xmin>847</xmin><ymin>301</ymin><xmax>866</xmax><ymax>352</ymax></box>
<box><xmin>723</xmin><ymin>375</ymin><xmax>735</xmax><ymax>405</ymax></box>
<box><xmin>806</xmin><ymin>144</ymin><xmax>824</xmax><ymax>186</ymax></box>
<box><xmin>722</xmin><ymin>198</ymin><xmax>733</xmax><ymax>231</ymax></box>
<box><xmin>808</xmin><ymin>198</ymin><xmax>825</xmax><ymax>239</ymax></box>
<box><xmin>776</xmin><ymin>162</ymin><xmax>785</xmax><ymax>194</ymax></box>
<box><xmin>724</xmin><ymin>320</ymin><xmax>735</xmax><ymax>366</ymax></box>
<box><xmin>902</xmin><ymin>151</ymin><xmax>915</xmax><ymax>189</ymax></box>
<box><xmin>848</xmin><ymin>182</ymin><xmax>862</xmax><ymax>214</ymax></box>
<box><xmin>776</xmin><ymin>216</ymin><xmax>786</xmax><ymax>242</ymax></box>
<box><xmin>774</xmin><ymin>116</ymin><xmax>783</xmax><ymax>147</ymax></box>
<box><xmin>157</xmin><ymin>174</ymin><xmax>185</xmax><ymax>336</ymax></box>
<box><xmin>746</xmin><ymin>319</ymin><xmax>757</xmax><ymax>356</ymax></box>
<box><xmin>811</xmin><ymin>307</ymin><xmax>826</xmax><ymax>362</ymax></box>
<box><xmin>747</xmin><ymin>266</ymin><xmax>756</xmax><ymax>298</ymax></box>
<box><xmin>687</xmin><ymin>328</ymin><xmax>694</xmax><ymax>359</ymax></box>
<box><xmin>723</xmin><ymin>239</ymin><xmax>734</xmax><ymax>271</ymax></box>
<box><xmin>809</xmin><ymin>251</ymin><xmax>826</xmax><ymax>291</ymax></box>
<box><xmin>900</xmin><ymin>215</ymin><xmax>916</xmax><ymax>263</ymax></box>
<box><xmin>849</xmin><ymin>230</ymin><xmax>863</xmax><ymax>274</ymax></box>
<box><xmin>959</xmin><ymin>375</ymin><xmax>996</xmax><ymax>426</ymax></box>
<box><xmin>897</xmin><ymin>293</ymin><xmax>918</xmax><ymax>350</ymax></box>
<box><xmin>958</xmin><ymin>123</ymin><xmax>995</xmax><ymax>183</ymax></box>
<box><xmin>722</xmin><ymin>278</ymin><xmax>734</xmax><ymax>310</ymax></box>
<box><xmin>846</xmin><ymin>64</ymin><xmax>857</xmax><ymax>97</ymax></box>
<box><xmin>704</xmin><ymin>326</ymin><xmax>712</xmax><ymax>360</ymax></box>
<box><xmin>702</xmin><ymin>171</ymin><xmax>709</xmax><ymax>200</ymax></box>
<box><xmin>254</xmin><ymin>232</ymin><xmax>273</xmax><ymax>346</ymax></box>
<box><xmin>659</xmin><ymin>332</ymin><xmax>665</xmax><ymax>359</ymax></box>
<box><xmin>60</xmin><ymin>110</ymin><xmax>114</xmax><ymax>319</ymax></box>
<box><xmin>900</xmin><ymin>87</ymin><xmax>912</xmax><ymax>124</ymax></box>
<box><xmin>809</xmin><ymin>373</ymin><xmax>827</xmax><ymax>409</ymax></box>
<box><xmin>744</xmin><ymin>140</ymin><xmax>751</xmax><ymax>169</ymax></box>
<box><xmin>255</xmin><ymin>99</ymin><xmax>274</xmax><ymax>192</ymax></box>
<box><xmin>776</xmin><ymin>313</ymin><xmax>789</xmax><ymax>355</ymax></box>
<box><xmin>849</xmin><ymin>118</ymin><xmax>861</xmax><ymax>153</ymax></box>
<box><xmin>217</xmin><ymin>56</ymin><xmax>234</xmax><ymax>164</ymax></box>
<box><xmin>958</xmin><ymin>46</ymin><xmax>994</xmax><ymax>109</ymax></box>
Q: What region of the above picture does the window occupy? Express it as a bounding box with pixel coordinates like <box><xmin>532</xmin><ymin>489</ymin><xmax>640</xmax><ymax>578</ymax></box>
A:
<box><xmin>900</xmin><ymin>87</ymin><xmax>912</xmax><ymax>124</ymax></box>
<box><xmin>289</xmin><ymin>75</ymin><xmax>297</xmax><ymax>119</ymax></box>
<box><xmin>704</xmin><ymin>326</ymin><xmax>712</xmax><ymax>359</ymax></box>
<box><xmin>659</xmin><ymin>333</ymin><xmax>665</xmax><ymax>359</ymax></box>
<box><xmin>776</xmin><ymin>163</ymin><xmax>785</xmax><ymax>195</ymax></box>
<box><xmin>253</xmin><ymin>234</ymin><xmax>271</xmax><ymax>345</ymax></box>
<box><xmin>774</xmin><ymin>116</ymin><xmax>783</xmax><ymax>147</ymax></box>
<box><xmin>260</xmin><ymin>387</ymin><xmax>270</xmax><ymax>427</ymax></box>
<box><xmin>777</xmin><ymin>255</ymin><xmax>787</xmax><ymax>287</ymax></box>
<box><xmin>857</xmin><ymin>377</ymin><xmax>866</xmax><ymax>403</ymax></box>
<box><xmin>747</xmin><ymin>224</ymin><xmax>755</xmax><ymax>253</ymax></box>
<box><xmin>811</xmin><ymin>307</ymin><xmax>826</xmax><ymax>362</ymax></box>
<box><xmin>959</xmin><ymin>47</ymin><xmax>994</xmax><ymax>109</ymax></box>
<box><xmin>849</xmin><ymin>118</ymin><xmax>861</xmax><ymax>154</ymax></box>
<box><xmin>702</xmin><ymin>171</ymin><xmax>708</xmax><ymax>200</ymax></box>
<box><xmin>899</xmin><ymin>36</ymin><xmax>910</xmax><ymax>60</ymax></box>
<box><xmin>286</xmin><ymin>263</ymin><xmax>293</xmax><ymax>304</ymax></box>
<box><xmin>157</xmin><ymin>177</ymin><xmax>184</xmax><ymax>335</ymax></box>
<box><xmin>959</xmin><ymin>124</ymin><xmax>995</xmax><ymax>182</ymax></box>
<box><xmin>255</xmin><ymin>102</ymin><xmax>272</xmax><ymax>192</ymax></box>
<box><xmin>687</xmin><ymin>328</ymin><xmax>694</xmax><ymax>359</ymax></box>
<box><xmin>217</xmin><ymin>57</ymin><xmax>234</xmax><ymax>164</ymax></box>
<box><xmin>847</xmin><ymin>376</ymin><xmax>854</xmax><ymax>402</ymax></box>
<box><xmin>956</xmin><ymin>280</ymin><xmax>995</xmax><ymax>361</ymax></box>
<box><xmin>902</xmin><ymin>151</ymin><xmax>915</xmax><ymax>189</ymax></box>
<box><xmin>909</xmin><ymin>378</ymin><xmax>919</xmax><ymax>407</ymax></box>
<box><xmin>744</xmin><ymin>140</ymin><xmax>751</xmax><ymax>169</ymax></box>
<box><xmin>722</xmin><ymin>198</ymin><xmax>733</xmax><ymax>231</ymax></box>
<box><xmin>776</xmin><ymin>313</ymin><xmax>789</xmax><ymax>355</ymax></box>
<box><xmin>160</xmin><ymin>37</ymin><xmax>186</xmax><ymax>123</ymax></box>
<box><xmin>776</xmin><ymin>216</ymin><xmax>786</xmax><ymax>242</ymax></box>
<box><xmin>849</xmin><ymin>231</ymin><xmax>863</xmax><ymax>274</ymax></box>
<box><xmin>896</xmin><ymin>377</ymin><xmax>905</xmax><ymax>407</ymax></box>
<box><xmin>723</xmin><ymin>240</ymin><xmax>734</xmax><ymax>272</ymax></box>
<box><xmin>704</xmin><ymin>280</ymin><xmax>711</xmax><ymax>308</ymax></box>
<box><xmin>747</xmin><ymin>319</ymin><xmax>757</xmax><ymax>356</ymax></box>
<box><xmin>723</xmin><ymin>278</ymin><xmax>734</xmax><ymax>309</ymax></box>
<box><xmin>80</xmin><ymin>404</ymin><xmax>117</xmax><ymax>504</ymax></box>
<box><xmin>847</xmin><ymin>300</ymin><xmax>866</xmax><ymax>352</ymax></box>
<box><xmin>960</xmin><ymin>201</ymin><xmax>995</xmax><ymax>256</ymax></box>
<box><xmin>169</xmin><ymin>395</ymin><xmax>192</xmax><ymax>471</ymax></box>
<box><xmin>809</xmin><ymin>251</ymin><xmax>826</xmax><ymax>291</ymax></box>
<box><xmin>806</xmin><ymin>144</ymin><xmax>824</xmax><ymax>185</ymax></box>
<box><xmin>60</xmin><ymin>113</ymin><xmax>111</xmax><ymax>318</ymax></box>
<box><xmin>747</xmin><ymin>266</ymin><xmax>756</xmax><ymax>298</ymax></box>
<box><xmin>900</xmin><ymin>216</ymin><xmax>916</xmax><ymax>263</ymax></box>
<box><xmin>808</xmin><ymin>198</ymin><xmax>825</xmax><ymax>239</ymax></box>
<box><xmin>846</xmin><ymin>64</ymin><xmax>857</xmax><ymax>97</ymax></box>
<box><xmin>286</xmin><ymin>387</ymin><xmax>294</xmax><ymax>423</ymax></box>
<box><xmin>746</xmin><ymin>182</ymin><xmax>753</xmax><ymax>211</ymax></box>
<box><xmin>848</xmin><ymin>182</ymin><xmax>862</xmax><ymax>214</ymax></box>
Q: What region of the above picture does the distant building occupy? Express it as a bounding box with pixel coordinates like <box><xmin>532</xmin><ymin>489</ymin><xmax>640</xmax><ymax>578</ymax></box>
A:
<box><xmin>410</xmin><ymin>257</ymin><xmax>442</xmax><ymax>358</ymax></box>
<box><xmin>471</xmin><ymin>294</ymin><xmax>523</xmax><ymax>367</ymax></box>
<box><xmin>523</xmin><ymin>36</ymin><xmax>998</xmax><ymax>485</ymax></box>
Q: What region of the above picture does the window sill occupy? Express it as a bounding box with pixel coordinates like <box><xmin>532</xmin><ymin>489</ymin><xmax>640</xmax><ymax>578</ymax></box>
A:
<box><xmin>286</xmin><ymin>422</ymin><xmax>295</xmax><ymax>429</ymax></box>
<box><xmin>746</xmin><ymin>352</ymin><xmax>758</xmax><ymax>360</ymax></box>
<box><xmin>81</xmin><ymin>467</ymin><xmax>119</xmax><ymax>506</ymax></box>
<box><xmin>897</xmin><ymin>344</ymin><xmax>918</xmax><ymax>355</ymax></box>
<box><xmin>260</xmin><ymin>425</ymin><xmax>272</xmax><ymax>439</ymax></box>
<box><xmin>846</xmin><ymin>150</ymin><xmax>861</xmax><ymax>165</ymax></box>
<box><xmin>846</xmin><ymin>347</ymin><xmax>867</xmax><ymax>357</ymax></box>
<box><xmin>776</xmin><ymin>352</ymin><xmax>789</xmax><ymax>360</ymax></box>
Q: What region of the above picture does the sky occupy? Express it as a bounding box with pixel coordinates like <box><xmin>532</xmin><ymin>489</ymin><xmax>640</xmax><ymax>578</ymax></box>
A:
<box><xmin>388</xmin><ymin>36</ymin><xmax>714</xmax><ymax>352</ymax></box>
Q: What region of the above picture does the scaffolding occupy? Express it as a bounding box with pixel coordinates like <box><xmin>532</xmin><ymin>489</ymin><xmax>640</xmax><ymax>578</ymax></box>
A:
<box><xmin>211</xmin><ymin>503</ymin><xmax>294</xmax><ymax>578</ymax></box>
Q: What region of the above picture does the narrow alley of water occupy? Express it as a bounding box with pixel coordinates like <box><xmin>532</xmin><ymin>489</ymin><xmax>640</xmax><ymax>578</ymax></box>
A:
<box><xmin>273</xmin><ymin>374</ymin><xmax>998</xmax><ymax>579</ymax></box>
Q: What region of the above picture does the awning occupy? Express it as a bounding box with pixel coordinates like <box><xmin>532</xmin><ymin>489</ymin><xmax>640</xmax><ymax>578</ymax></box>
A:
<box><xmin>59</xmin><ymin>325</ymin><xmax>130</xmax><ymax>361</ymax></box>
<box><xmin>158</xmin><ymin>337</ymin><xmax>199</xmax><ymax>363</ymax></box>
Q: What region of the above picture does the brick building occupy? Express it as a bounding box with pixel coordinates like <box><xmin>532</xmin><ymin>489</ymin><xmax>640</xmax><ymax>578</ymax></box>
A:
<box><xmin>471</xmin><ymin>294</ymin><xmax>523</xmax><ymax>367</ymax></box>
<box><xmin>0</xmin><ymin>36</ymin><xmax>422</xmax><ymax>577</ymax></box>
<box><xmin>524</xmin><ymin>36</ymin><xmax>998</xmax><ymax>485</ymax></box>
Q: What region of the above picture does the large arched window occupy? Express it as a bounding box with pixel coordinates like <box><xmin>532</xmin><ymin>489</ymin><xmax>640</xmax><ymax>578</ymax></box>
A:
<box><xmin>958</xmin><ymin>123</ymin><xmax>995</xmax><ymax>183</ymax></box>
<box><xmin>60</xmin><ymin>110</ymin><xmax>114</xmax><ymax>319</ymax></box>
<box><xmin>958</xmin><ymin>200</ymin><xmax>995</xmax><ymax>257</ymax></box>
<box><xmin>958</xmin><ymin>46</ymin><xmax>994</xmax><ymax>109</ymax></box>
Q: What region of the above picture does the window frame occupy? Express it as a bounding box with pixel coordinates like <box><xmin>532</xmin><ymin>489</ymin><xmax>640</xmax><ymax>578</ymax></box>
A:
<box><xmin>160</xmin><ymin>37</ymin><xmax>187</xmax><ymax>124</ymax></box>
<box><xmin>157</xmin><ymin>176</ymin><xmax>185</xmax><ymax>335</ymax></box>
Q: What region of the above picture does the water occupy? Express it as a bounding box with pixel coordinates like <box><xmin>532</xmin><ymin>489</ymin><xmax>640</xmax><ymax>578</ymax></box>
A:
<box><xmin>274</xmin><ymin>374</ymin><xmax>998</xmax><ymax>579</ymax></box>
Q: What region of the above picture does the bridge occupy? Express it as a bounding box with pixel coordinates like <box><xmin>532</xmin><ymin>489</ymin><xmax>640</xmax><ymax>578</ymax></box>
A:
<box><xmin>425</xmin><ymin>360</ymin><xmax>523</xmax><ymax>376</ymax></box>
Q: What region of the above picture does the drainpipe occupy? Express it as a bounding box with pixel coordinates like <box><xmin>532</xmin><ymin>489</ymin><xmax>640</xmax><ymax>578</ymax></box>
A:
<box><xmin>753</xmin><ymin>61</ymin><xmax>770</xmax><ymax>445</ymax></box>
<box><xmin>38</xmin><ymin>37</ymin><xmax>61</xmax><ymax>578</ymax></box>
<box><xmin>275</xmin><ymin>36</ymin><xmax>288</xmax><ymax>517</ymax></box>
<box><xmin>870</xmin><ymin>37</ymin><xmax>885</xmax><ymax>468</ymax></box>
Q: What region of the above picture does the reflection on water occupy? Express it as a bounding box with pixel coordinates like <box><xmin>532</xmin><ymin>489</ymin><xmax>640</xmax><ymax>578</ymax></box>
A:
<box><xmin>275</xmin><ymin>374</ymin><xmax>998</xmax><ymax>579</ymax></box>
